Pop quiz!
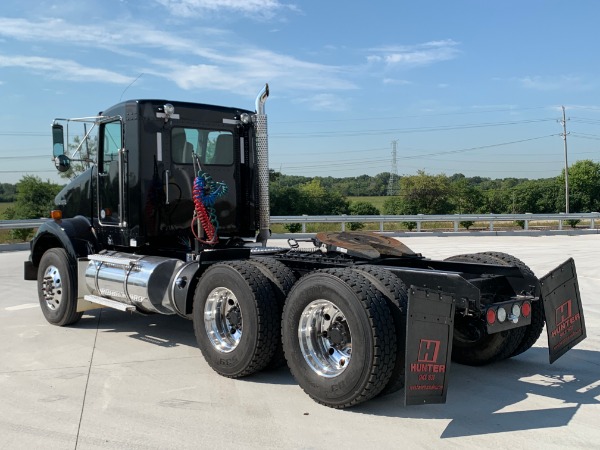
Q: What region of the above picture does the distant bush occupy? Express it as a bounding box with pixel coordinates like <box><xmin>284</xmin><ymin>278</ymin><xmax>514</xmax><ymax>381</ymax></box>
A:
<box><xmin>284</xmin><ymin>223</ymin><xmax>302</xmax><ymax>233</ymax></box>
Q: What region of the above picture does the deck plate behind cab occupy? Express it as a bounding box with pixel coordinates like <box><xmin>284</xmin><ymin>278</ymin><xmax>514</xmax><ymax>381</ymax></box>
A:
<box><xmin>315</xmin><ymin>231</ymin><xmax>416</xmax><ymax>259</ymax></box>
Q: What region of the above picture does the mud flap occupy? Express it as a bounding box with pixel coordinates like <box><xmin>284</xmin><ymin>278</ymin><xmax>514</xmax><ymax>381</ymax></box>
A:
<box><xmin>540</xmin><ymin>258</ymin><xmax>586</xmax><ymax>364</ymax></box>
<box><xmin>404</xmin><ymin>287</ymin><xmax>455</xmax><ymax>406</ymax></box>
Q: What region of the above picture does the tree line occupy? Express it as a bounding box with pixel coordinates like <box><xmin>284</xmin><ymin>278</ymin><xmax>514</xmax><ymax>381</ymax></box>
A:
<box><xmin>0</xmin><ymin>183</ymin><xmax>17</xmax><ymax>202</ymax></box>
<box><xmin>270</xmin><ymin>159</ymin><xmax>600</xmax><ymax>216</ymax></box>
<box><xmin>2</xmin><ymin>160</ymin><xmax>599</xmax><ymax>236</ymax></box>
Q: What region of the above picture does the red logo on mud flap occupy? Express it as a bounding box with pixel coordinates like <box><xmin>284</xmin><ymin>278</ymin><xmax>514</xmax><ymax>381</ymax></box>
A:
<box><xmin>555</xmin><ymin>300</ymin><xmax>572</xmax><ymax>326</ymax></box>
<box><xmin>417</xmin><ymin>339</ymin><xmax>441</xmax><ymax>363</ymax></box>
<box><xmin>411</xmin><ymin>339</ymin><xmax>446</xmax><ymax>376</ymax></box>
<box><xmin>550</xmin><ymin>298</ymin><xmax>581</xmax><ymax>340</ymax></box>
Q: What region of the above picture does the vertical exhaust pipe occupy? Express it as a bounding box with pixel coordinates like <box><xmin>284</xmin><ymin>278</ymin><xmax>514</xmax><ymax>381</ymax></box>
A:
<box><xmin>254</xmin><ymin>84</ymin><xmax>270</xmax><ymax>246</ymax></box>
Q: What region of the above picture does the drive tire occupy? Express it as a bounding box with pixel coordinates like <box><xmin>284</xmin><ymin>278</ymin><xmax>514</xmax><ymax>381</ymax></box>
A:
<box><xmin>193</xmin><ymin>261</ymin><xmax>279</xmax><ymax>378</ymax></box>
<box><xmin>352</xmin><ymin>265</ymin><xmax>408</xmax><ymax>396</ymax></box>
<box><xmin>444</xmin><ymin>253</ymin><xmax>526</xmax><ymax>365</ymax></box>
<box><xmin>37</xmin><ymin>248</ymin><xmax>83</xmax><ymax>326</ymax></box>
<box><xmin>248</xmin><ymin>257</ymin><xmax>297</xmax><ymax>369</ymax></box>
<box><xmin>282</xmin><ymin>268</ymin><xmax>396</xmax><ymax>408</ymax></box>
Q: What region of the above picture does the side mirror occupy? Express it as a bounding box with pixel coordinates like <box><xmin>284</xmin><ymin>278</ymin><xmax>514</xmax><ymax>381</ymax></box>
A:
<box><xmin>54</xmin><ymin>154</ymin><xmax>71</xmax><ymax>172</ymax></box>
<box><xmin>52</xmin><ymin>123</ymin><xmax>65</xmax><ymax>157</ymax></box>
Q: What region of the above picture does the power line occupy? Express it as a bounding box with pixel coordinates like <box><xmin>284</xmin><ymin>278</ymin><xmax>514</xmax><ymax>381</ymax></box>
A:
<box><xmin>271</xmin><ymin>118</ymin><xmax>557</xmax><ymax>139</ymax></box>
<box><xmin>272</xmin><ymin>106</ymin><xmax>551</xmax><ymax>125</ymax></box>
<box><xmin>0</xmin><ymin>170</ymin><xmax>56</xmax><ymax>173</ymax></box>
<box><xmin>571</xmin><ymin>133</ymin><xmax>600</xmax><ymax>141</ymax></box>
<box><xmin>0</xmin><ymin>155</ymin><xmax>47</xmax><ymax>160</ymax></box>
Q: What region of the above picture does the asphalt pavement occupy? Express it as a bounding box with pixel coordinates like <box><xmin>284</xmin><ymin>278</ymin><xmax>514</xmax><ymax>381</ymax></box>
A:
<box><xmin>1</xmin><ymin>234</ymin><xmax>599</xmax><ymax>449</ymax></box>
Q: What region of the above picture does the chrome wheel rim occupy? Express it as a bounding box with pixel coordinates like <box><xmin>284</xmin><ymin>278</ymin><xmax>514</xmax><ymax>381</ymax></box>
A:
<box><xmin>41</xmin><ymin>264</ymin><xmax>62</xmax><ymax>311</ymax></box>
<box><xmin>204</xmin><ymin>287</ymin><xmax>242</xmax><ymax>353</ymax></box>
<box><xmin>298</xmin><ymin>299</ymin><xmax>352</xmax><ymax>378</ymax></box>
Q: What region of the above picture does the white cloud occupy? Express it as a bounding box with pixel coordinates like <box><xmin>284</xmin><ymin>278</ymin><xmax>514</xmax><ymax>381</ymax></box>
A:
<box><xmin>0</xmin><ymin>54</ymin><xmax>133</xmax><ymax>84</ymax></box>
<box><xmin>0</xmin><ymin>17</ymin><xmax>354</xmax><ymax>96</ymax></box>
<box><xmin>293</xmin><ymin>93</ymin><xmax>348</xmax><ymax>112</ymax></box>
<box><xmin>383</xmin><ymin>78</ymin><xmax>411</xmax><ymax>85</ymax></box>
<box><xmin>517</xmin><ymin>75</ymin><xmax>591</xmax><ymax>91</ymax></box>
<box><xmin>152</xmin><ymin>0</ymin><xmax>299</xmax><ymax>19</ymax></box>
<box><xmin>367</xmin><ymin>39</ymin><xmax>460</xmax><ymax>68</ymax></box>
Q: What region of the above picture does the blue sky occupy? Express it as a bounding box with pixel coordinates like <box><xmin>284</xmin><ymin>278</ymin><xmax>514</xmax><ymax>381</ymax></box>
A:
<box><xmin>1</xmin><ymin>0</ymin><xmax>599</xmax><ymax>185</ymax></box>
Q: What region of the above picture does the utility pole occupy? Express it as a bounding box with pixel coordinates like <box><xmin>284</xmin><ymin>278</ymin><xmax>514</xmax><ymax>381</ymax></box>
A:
<box><xmin>559</xmin><ymin>106</ymin><xmax>570</xmax><ymax>213</ymax></box>
<box><xmin>387</xmin><ymin>140</ymin><xmax>398</xmax><ymax>196</ymax></box>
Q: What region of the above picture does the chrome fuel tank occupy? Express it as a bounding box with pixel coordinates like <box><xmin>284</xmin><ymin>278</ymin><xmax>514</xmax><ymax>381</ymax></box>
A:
<box><xmin>85</xmin><ymin>252</ymin><xmax>184</xmax><ymax>314</ymax></box>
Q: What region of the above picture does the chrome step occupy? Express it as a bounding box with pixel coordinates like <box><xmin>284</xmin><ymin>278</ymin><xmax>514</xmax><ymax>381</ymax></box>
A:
<box><xmin>84</xmin><ymin>294</ymin><xmax>136</xmax><ymax>312</ymax></box>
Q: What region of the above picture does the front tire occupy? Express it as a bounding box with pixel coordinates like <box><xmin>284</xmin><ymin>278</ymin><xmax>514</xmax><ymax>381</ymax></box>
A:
<box><xmin>192</xmin><ymin>261</ymin><xmax>279</xmax><ymax>378</ymax></box>
<box><xmin>282</xmin><ymin>269</ymin><xmax>396</xmax><ymax>408</ymax></box>
<box><xmin>37</xmin><ymin>248</ymin><xmax>82</xmax><ymax>326</ymax></box>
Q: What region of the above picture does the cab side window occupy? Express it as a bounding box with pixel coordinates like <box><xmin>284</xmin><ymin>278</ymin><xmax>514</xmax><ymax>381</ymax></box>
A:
<box><xmin>102</xmin><ymin>122</ymin><xmax>122</xmax><ymax>173</ymax></box>
<box><xmin>99</xmin><ymin>121</ymin><xmax>122</xmax><ymax>224</ymax></box>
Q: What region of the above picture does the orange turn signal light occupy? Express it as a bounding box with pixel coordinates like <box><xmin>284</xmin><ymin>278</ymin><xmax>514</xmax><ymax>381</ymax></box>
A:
<box><xmin>50</xmin><ymin>210</ymin><xmax>63</xmax><ymax>221</ymax></box>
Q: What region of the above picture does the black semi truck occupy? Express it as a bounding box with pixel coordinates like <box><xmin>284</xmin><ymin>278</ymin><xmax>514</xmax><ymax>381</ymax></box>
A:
<box><xmin>24</xmin><ymin>85</ymin><xmax>586</xmax><ymax>408</ymax></box>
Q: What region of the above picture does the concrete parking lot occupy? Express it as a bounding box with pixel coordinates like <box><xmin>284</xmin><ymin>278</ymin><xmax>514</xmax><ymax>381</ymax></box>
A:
<box><xmin>1</xmin><ymin>234</ymin><xmax>599</xmax><ymax>449</ymax></box>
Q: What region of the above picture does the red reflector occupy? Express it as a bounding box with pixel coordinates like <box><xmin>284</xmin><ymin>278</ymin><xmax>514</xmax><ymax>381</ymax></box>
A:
<box><xmin>522</xmin><ymin>301</ymin><xmax>531</xmax><ymax>318</ymax></box>
<box><xmin>486</xmin><ymin>308</ymin><xmax>496</xmax><ymax>325</ymax></box>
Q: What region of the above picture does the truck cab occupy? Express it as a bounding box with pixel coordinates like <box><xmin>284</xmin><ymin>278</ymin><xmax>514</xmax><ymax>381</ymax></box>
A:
<box><xmin>52</xmin><ymin>99</ymin><xmax>260</xmax><ymax>258</ymax></box>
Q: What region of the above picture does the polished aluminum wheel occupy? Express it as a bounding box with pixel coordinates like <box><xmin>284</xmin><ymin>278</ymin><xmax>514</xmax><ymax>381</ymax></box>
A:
<box><xmin>204</xmin><ymin>287</ymin><xmax>242</xmax><ymax>353</ymax></box>
<box><xmin>298</xmin><ymin>299</ymin><xmax>352</xmax><ymax>378</ymax></box>
<box><xmin>41</xmin><ymin>264</ymin><xmax>62</xmax><ymax>311</ymax></box>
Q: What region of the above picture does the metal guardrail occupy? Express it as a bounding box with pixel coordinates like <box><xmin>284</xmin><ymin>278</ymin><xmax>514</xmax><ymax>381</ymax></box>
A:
<box><xmin>1</xmin><ymin>213</ymin><xmax>599</xmax><ymax>233</ymax></box>
<box><xmin>0</xmin><ymin>219</ymin><xmax>47</xmax><ymax>230</ymax></box>
<box><xmin>271</xmin><ymin>213</ymin><xmax>600</xmax><ymax>232</ymax></box>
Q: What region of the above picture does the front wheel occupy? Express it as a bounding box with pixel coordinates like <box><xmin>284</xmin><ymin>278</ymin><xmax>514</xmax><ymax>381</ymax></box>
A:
<box><xmin>282</xmin><ymin>269</ymin><xmax>396</xmax><ymax>408</ymax></box>
<box><xmin>37</xmin><ymin>248</ymin><xmax>83</xmax><ymax>326</ymax></box>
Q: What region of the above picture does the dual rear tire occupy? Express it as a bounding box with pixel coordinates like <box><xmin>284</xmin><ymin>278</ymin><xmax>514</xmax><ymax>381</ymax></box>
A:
<box><xmin>193</xmin><ymin>263</ymin><xmax>402</xmax><ymax>408</ymax></box>
<box><xmin>281</xmin><ymin>269</ymin><xmax>397</xmax><ymax>408</ymax></box>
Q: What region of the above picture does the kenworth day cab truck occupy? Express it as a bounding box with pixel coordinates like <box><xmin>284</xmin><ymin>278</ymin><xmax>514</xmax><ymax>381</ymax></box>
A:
<box><xmin>24</xmin><ymin>85</ymin><xmax>586</xmax><ymax>408</ymax></box>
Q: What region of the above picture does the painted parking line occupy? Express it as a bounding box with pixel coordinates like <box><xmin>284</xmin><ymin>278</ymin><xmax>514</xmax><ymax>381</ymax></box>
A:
<box><xmin>5</xmin><ymin>303</ymin><xmax>39</xmax><ymax>311</ymax></box>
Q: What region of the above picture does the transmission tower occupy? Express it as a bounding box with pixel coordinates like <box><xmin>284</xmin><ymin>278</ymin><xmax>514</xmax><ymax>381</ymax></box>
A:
<box><xmin>559</xmin><ymin>105</ymin><xmax>570</xmax><ymax>213</ymax></box>
<box><xmin>387</xmin><ymin>140</ymin><xmax>398</xmax><ymax>196</ymax></box>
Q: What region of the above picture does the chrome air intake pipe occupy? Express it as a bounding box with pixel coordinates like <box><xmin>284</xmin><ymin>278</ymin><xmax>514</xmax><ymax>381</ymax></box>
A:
<box><xmin>254</xmin><ymin>84</ymin><xmax>270</xmax><ymax>246</ymax></box>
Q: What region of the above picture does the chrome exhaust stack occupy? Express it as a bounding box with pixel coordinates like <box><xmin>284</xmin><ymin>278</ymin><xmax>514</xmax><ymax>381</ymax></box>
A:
<box><xmin>254</xmin><ymin>84</ymin><xmax>270</xmax><ymax>246</ymax></box>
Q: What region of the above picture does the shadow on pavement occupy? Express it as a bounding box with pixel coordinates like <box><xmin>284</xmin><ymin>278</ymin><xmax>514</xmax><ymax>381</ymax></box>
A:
<box><xmin>353</xmin><ymin>346</ymin><xmax>599</xmax><ymax>438</ymax></box>
<box><xmin>71</xmin><ymin>308</ymin><xmax>599</xmax><ymax>430</ymax></box>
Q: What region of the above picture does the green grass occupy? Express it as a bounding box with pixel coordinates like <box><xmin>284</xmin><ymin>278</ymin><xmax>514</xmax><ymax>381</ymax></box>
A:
<box><xmin>348</xmin><ymin>196</ymin><xmax>387</xmax><ymax>213</ymax></box>
<box><xmin>0</xmin><ymin>202</ymin><xmax>34</xmax><ymax>244</ymax></box>
<box><xmin>0</xmin><ymin>202</ymin><xmax>14</xmax><ymax>216</ymax></box>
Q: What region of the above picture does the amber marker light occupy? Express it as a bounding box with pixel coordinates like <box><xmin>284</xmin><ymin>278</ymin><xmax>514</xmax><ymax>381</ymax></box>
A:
<box><xmin>50</xmin><ymin>210</ymin><xmax>62</xmax><ymax>221</ymax></box>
